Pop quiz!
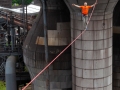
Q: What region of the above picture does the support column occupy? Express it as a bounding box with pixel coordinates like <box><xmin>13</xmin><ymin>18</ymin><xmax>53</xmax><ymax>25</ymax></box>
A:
<box><xmin>71</xmin><ymin>12</ymin><xmax>112</xmax><ymax>90</ymax></box>
<box><xmin>64</xmin><ymin>0</ymin><xmax>118</xmax><ymax>90</ymax></box>
<box><xmin>23</xmin><ymin>0</ymin><xmax>72</xmax><ymax>90</ymax></box>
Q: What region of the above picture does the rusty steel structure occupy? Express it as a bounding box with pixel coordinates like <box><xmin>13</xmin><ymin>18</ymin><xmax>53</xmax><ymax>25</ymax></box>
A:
<box><xmin>0</xmin><ymin>11</ymin><xmax>33</xmax><ymax>30</ymax></box>
<box><xmin>0</xmin><ymin>0</ymin><xmax>31</xmax><ymax>89</ymax></box>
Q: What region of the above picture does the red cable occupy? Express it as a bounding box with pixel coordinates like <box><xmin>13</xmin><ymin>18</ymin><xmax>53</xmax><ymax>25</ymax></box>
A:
<box><xmin>22</xmin><ymin>1</ymin><xmax>97</xmax><ymax>90</ymax></box>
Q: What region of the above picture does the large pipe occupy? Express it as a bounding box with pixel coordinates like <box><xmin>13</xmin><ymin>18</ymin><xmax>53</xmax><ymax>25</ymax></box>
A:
<box><xmin>5</xmin><ymin>56</ymin><xmax>17</xmax><ymax>90</ymax></box>
<box><xmin>10</xmin><ymin>15</ymin><xmax>15</xmax><ymax>51</ymax></box>
<box><xmin>42</xmin><ymin>0</ymin><xmax>50</xmax><ymax>90</ymax></box>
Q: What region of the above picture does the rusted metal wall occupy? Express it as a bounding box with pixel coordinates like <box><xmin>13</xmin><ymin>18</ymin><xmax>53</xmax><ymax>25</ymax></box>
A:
<box><xmin>64</xmin><ymin>0</ymin><xmax>118</xmax><ymax>90</ymax></box>
<box><xmin>0</xmin><ymin>0</ymin><xmax>12</xmax><ymax>8</ymax></box>
<box><xmin>23</xmin><ymin>0</ymin><xmax>72</xmax><ymax>90</ymax></box>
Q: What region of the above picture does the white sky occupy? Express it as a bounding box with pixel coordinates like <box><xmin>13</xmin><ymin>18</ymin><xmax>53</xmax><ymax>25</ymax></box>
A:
<box><xmin>0</xmin><ymin>4</ymin><xmax>40</xmax><ymax>15</ymax></box>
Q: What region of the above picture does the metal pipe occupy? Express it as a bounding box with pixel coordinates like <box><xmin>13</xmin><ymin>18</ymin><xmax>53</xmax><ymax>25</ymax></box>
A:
<box><xmin>5</xmin><ymin>56</ymin><xmax>17</xmax><ymax>90</ymax></box>
<box><xmin>18</xmin><ymin>26</ymin><xmax>20</xmax><ymax>45</ymax></box>
<box><xmin>42</xmin><ymin>0</ymin><xmax>50</xmax><ymax>90</ymax></box>
<box><xmin>10</xmin><ymin>14</ymin><xmax>15</xmax><ymax>51</ymax></box>
<box><xmin>22</xmin><ymin>0</ymin><xmax>25</xmax><ymax>35</ymax></box>
<box><xmin>26</xmin><ymin>4</ymin><xmax>28</xmax><ymax>32</ymax></box>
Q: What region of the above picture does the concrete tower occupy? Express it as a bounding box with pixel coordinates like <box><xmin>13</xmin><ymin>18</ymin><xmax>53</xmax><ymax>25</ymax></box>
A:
<box><xmin>64</xmin><ymin>0</ymin><xmax>118</xmax><ymax>90</ymax></box>
<box><xmin>0</xmin><ymin>0</ymin><xmax>12</xmax><ymax>8</ymax></box>
<box><xmin>23</xmin><ymin>0</ymin><xmax>72</xmax><ymax>90</ymax></box>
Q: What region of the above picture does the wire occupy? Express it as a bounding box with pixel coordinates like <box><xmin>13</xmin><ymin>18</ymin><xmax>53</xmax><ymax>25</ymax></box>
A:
<box><xmin>22</xmin><ymin>0</ymin><xmax>97</xmax><ymax>90</ymax></box>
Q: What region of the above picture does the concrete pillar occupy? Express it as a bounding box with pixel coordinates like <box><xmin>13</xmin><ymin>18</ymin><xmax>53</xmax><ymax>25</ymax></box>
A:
<box><xmin>64</xmin><ymin>0</ymin><xmax>118</xmax><ymax>90</ymax></box>
<box><xmin>23</xmin><ymin>0</ymin><xmax>72</xmax><ymax>90</ymax></box>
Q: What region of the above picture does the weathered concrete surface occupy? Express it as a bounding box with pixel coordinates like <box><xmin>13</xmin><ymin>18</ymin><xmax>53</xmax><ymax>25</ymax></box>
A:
<box><xmin>23</xmin><ymin>0</ymin><xmax>72</xmax><ymax>90</ymax></box>
<box><xmin>0</xmin><ymin>0</ymin><xmax>12</xmax><ymax>8</ymax></box>
<box><xmin>64</xmin><ymin>0</ymin><xmax>118</xmax><ymax>90</ymax></box>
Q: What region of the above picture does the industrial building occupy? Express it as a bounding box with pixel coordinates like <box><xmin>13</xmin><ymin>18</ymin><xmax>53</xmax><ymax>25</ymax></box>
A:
<box><xmin>0</xmin><ymin>0</ymin><xmax>120</xmax><ymax>90</ymax></box>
